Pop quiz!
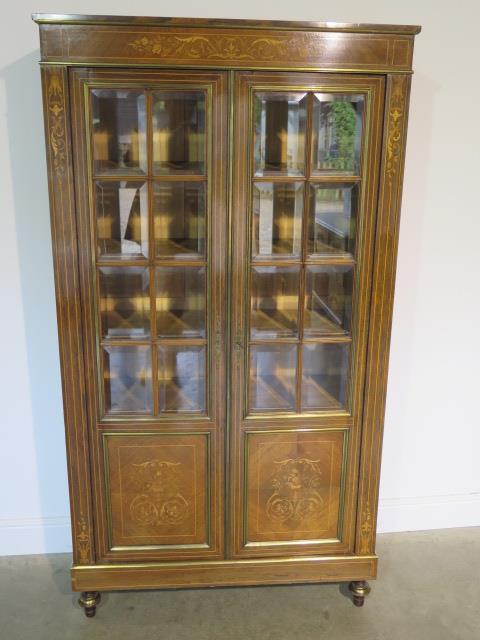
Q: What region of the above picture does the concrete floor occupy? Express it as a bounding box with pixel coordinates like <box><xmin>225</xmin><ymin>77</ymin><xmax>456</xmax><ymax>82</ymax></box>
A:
<box><xmin>0</xmin><ymin>528</ymin><xmax>478</xmax><ymax>640</ymax></box>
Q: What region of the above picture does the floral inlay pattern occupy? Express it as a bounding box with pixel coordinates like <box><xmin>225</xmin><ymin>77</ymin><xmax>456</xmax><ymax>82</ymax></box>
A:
<box><xmin>47</xmin><ymin>73</ymin><xmax>66</xmax><ymax>175</ymax></box>
<box><xmin>386</xmin><ymin>79</ymin><xmax>405</xmax><ymax>183</ymax></box>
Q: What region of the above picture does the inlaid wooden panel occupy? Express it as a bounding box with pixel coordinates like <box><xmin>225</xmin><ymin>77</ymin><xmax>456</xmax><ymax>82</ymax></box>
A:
<box><xmin>245</xmin><ymin>430</ymin><xmax>345</xmax><ymax>545</ymax></box>
<box><xmin>35</xmin><ymin>20</ymin><xmax>418</xmax><ymax>73</ymax></box>
<box><xmin>105</xmin><ymin>433</ymin><xmax>209</xmax><ymax>548</ymax></box>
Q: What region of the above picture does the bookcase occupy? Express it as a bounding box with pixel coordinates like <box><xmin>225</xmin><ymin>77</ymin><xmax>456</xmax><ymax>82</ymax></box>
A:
<box><xmin>33</xmin><ymin>13</ymin><xmax>420</xmax><ymax>615</ymax></box>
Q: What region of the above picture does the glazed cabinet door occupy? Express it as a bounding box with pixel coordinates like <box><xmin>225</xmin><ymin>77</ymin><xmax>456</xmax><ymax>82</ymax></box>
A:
<box><xmin>69</xmin><ymin>69</ymin><xmax>227</xmax><ymax>562</ymax></box>
<box><xmin>230</xmin><ymin>72</ymin><xmax>385</xmax><ymax>557</ymax></box>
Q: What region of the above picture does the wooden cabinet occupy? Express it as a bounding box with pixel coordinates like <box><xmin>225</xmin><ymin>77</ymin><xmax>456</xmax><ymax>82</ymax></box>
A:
<box><xmin>33</xmin><ymin>14</ymin><xmax>420</xmax><ymax>615</ymax></box>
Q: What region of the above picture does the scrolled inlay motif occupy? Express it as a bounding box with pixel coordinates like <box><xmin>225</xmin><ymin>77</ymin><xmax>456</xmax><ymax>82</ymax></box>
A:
<box><xmin>266</xmin><ymin>457</ymin><xmax>323</xmax><ymax>524</ymax></box>
<box><xmin>47</xmin><ymin>73</ymin><xmax>66</xmax><ymax>175</ymax></box>
<box><xmin>129</xmin><ymin>460</ymin><xmax>189</xmax><ymax>526</ymax></box>
<box><xmin>127</xmin><ymin>33</ymin><xmax>329</xmax><ymax>62</ymax></box>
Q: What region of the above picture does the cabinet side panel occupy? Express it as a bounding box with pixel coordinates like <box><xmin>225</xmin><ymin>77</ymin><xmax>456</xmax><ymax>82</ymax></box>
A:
<box><xmin>40</xmin><ymin>65</ymin><xmax>94</xmax><ymax>564</ymax></box>
<box><xmin>356</xmin><ymin>74</ymin><xmax>412</xmax><ymax>554</ymax></box>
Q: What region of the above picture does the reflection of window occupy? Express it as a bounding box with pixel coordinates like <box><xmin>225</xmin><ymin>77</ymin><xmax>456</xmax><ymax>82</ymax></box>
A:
<box><xmin>314</xmin><ymin>94</ymin><xmax>363</xmax><ymax>174</ymax></box>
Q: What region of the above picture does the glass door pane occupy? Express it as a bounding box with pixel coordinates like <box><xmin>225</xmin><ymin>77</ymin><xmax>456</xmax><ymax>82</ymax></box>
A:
<box><xmin>254</xmin><ymin>92</ymin><xmax>307</xmax><ymax>176</ymax></box>
<box><xmin>311</xmin><ymin>94</ymin><xmax>364</xmax><ymax>175</ymax></box>
<box><xmin>92</xmin><ymin>90</ymin><xmax>147</xmax><ymax>175</ymax></box>
<box><xmin>88</xmin><ymin>83</ymin><xmax>213</xmax><ymax>418</ymax></box>
<box><xmin>247</xmin><ymin>86</ymin><xmax>365</xmax><ymax>414</ymax></box>
<box><xmin>252</xmin><ymin>182</ymin><xmax>303</xmax><ymax>259</ymax></box>
<box><xmin>152</xmin><ymin>91</ymin><xmax>206</xmax><ymax>175</ymax></box>
<box><xmin>308</xmin><ymin>184</ymin><xmax>358</xmax><ymax>257</ymax></box>
<box><xmin>153</xmin><ymin>181</ymin><xmax>206</xmax><ymax>258</ymax></box>
<box><xmin>95</xmin><ymin>181</ymin><xmax>148</xmax><ymax>259</ymax></box>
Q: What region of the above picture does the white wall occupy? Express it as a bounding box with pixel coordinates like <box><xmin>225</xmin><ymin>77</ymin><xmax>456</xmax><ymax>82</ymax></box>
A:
<box><xmin>1</xmin><ymin>0</ymin><xmax>479</xmax><ymax>555</ymax></box>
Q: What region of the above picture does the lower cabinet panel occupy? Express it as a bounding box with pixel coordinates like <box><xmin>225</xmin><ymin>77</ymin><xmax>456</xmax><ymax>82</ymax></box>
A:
<box><xmin>244</xmin><ymin>430</ymin><xmax>347</xmax><ymax>550</ymax></box>
<box><xmin>104</xmin><ymin>433</ymin><xmax>210</xmax><ymax>551</ymax></box>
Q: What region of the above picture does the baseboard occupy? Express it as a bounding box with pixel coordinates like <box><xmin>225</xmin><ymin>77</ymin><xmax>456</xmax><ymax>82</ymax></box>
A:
<box><xmin>377</xmin><ymin>492</ymin><xmax>480</xmax><ymax>533</ymax></box>
<box><xmin>0</xmin><ymin>516</ymin><xmax>72</xmax><ymax>556</ymax></box>
<box><xmin>1</xmin><ymin>493</ymin><xmax>479</xmax><ymax>555</ymax></box>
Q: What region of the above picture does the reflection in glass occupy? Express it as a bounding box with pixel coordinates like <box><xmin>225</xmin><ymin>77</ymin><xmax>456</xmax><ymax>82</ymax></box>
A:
<box><xmin>308</xmin><ymin>184</ymin><xmax>358</xmax><ymax>256</ymax></box>
<box><xmin>95</xmin><ymin>181</ymin><xmax>148</xmax><ymax>258</ymax></box>
<box><xmin>304</xmin><ymin>266</ymin><xmax>353</xmax><ymax>336</ymax></box>
<box><xmin>92</xmin><ymin>90</ymin><xmax>147</xmax><ymax>175</ymax></box>
<box><xmin>152</xmin><ymin>91</ymin><xmax>206</xmax><ymax>174</ymax></box>
<box><xmin>301</xmin><ymin>343</ymin><xmax>350</xmax><ymax>410</ymax></box>
<box><xmin>254</xmin><ymin>92</ymin><xmax>307</xmax><ymax>176</ymax></box>
<box><xmin>153</xmin><ymin>182</ymin><xmax>206</xmax><ymax>257</ymax></box>
<box><xmin>251</xmin><ymin>266</ymin><xmax>300</xmax><ymax>338</ymax></box>
<box><xmin>156</xmin><ymin>267</ymin><xmax>206</xmax><ymax>338</ymax></box>
<box><xmin>158</xmin><ymin>346</ymin><xmax>206</xmax><ymax>413</ymax></box>
<box><xmin>103</xmin><ymin>346</ymin><xmax>152</xmax><ymax>413</ymax></box>
<box><xmin>252</xmin><ymin>183</ymin><xmax>303</xmax><ymax>259</ymax></box>
<box><xmin>99</xmin><ymin>267</ymin><xmax>150</xmax><ymax>339</ymax></box>
<box><xmin>312</xmin><ymin>93</ymin><xmax>364</xmax><ymax>175</ymax></box>
<box><xmin>250</xmin><ymin>344</ymin><xmax>297</xmax><ymax>411</ymax></box>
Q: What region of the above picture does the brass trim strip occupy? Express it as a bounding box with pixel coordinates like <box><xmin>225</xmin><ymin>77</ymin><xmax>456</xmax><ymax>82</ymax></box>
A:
<box><xmin>38</xmin><ymin>62</ymin><xmax>415</xmax><ymax>75</ymax></box>
<box><xmin>72</xmin><ymin>553</ymin><xmax>378</xmax><ymax>571</ymax></box>
<box><xmin>32</xmin><ymin>14</ymin><xmax>421</xmax><ymax>35</ymax></box>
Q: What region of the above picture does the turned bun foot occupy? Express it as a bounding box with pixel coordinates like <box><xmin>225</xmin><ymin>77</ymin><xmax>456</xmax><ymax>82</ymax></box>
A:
<box><xmin>79</xmin><ymin>591</ymin><xmax>101</xmax><ymax>617</ymax></box>
<box><xmin>348</xmin><ymin>581</ymin><xmax>371</xmax><ymax>607</ymax></box>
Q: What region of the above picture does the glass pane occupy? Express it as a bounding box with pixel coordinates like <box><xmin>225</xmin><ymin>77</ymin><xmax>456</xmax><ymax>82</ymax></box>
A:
<box><xmin>254</xmin><ymin>92</ymin><xmax>307</xmax><ymax>176</ymax></box>
<box><xmin>95</xmin><ymin>181</ymin><xmax>148</xmax><ymax>258</ymax></box>
<box><xmin>252</xmin><ymin>182</ymin><xmax>303</xmax><ymax>259</ymax></box>
<box><xmin>158</xmin><ymin>346</ymin><xmax>206</xmax><ymax>413</ymax></box>
<box><xmin>250</xmin><ymin>344</ymin><xmax>297</xmax><ymax>412</ymax></box>
<box><xmin>308</xmin><ymin>184</ymin><xmax>358</xmax><ymax>256</ymax></box>
<box><xmin>153</xmin><ymin>182</ymin><xmax>206</xmax><ymax>258</ymax></box>
<box><xmin>103</xmin><ymin>346</ymin><xmax>152</xmax><ymax>413</ymax></box>
<box><xmin>301</xmin><ymin>343</ymin><xmax>350</xmax><ymax>410</ymax></box>
<box><xmin>312</xmin><ymin>93</ymin><xmax>364</xmax><ymax>175</ymax></box>
<box><xmin>251</xmin><ymin>266</ymin><xmax>300</xmax><ymax>339</ymax></box>
<box><xmin>152</xmin><ymin>91</ymin><xmax>206</xmax><ymax>175</ymax></box>
<box><xmin>99</xmin><ymin>267</ymin><xmax>150</xmax><ymax>339</ymax></box>
<box><xmin>156</xmin><ymin>267</ymin><xmax>206</xmax><ymax>338</ymax></box>
<box><xmin>92</xmin><ymin>90</ymin><xmax>147</xmax><ymax>175</ymax></box>
<box><xmin>304</xmin><ymin>266</ymin><xmax>353</xmax><ymax>336</ymax></box>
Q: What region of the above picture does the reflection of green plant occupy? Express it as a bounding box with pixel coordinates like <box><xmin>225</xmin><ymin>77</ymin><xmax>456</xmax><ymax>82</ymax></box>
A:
<box><xmin>324</xmin><ymin>101</ymin><xmax>356</xmax><ymax>171</ymax></box>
